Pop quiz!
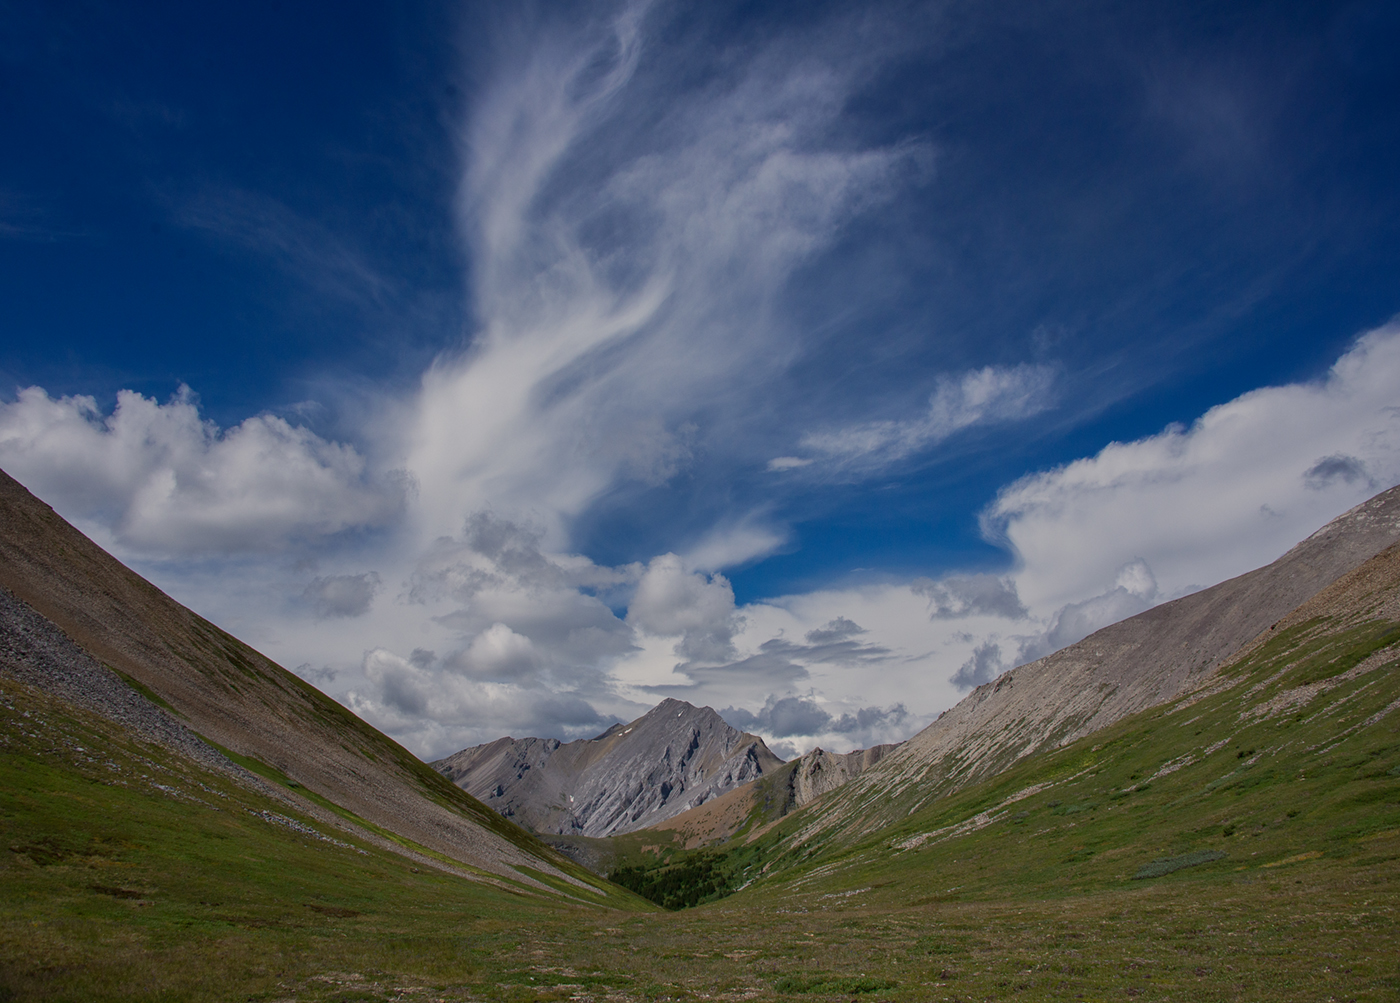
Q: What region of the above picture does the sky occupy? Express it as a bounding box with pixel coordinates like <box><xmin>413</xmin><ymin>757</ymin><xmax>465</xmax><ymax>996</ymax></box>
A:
<box><xmin>2</xmin><ymin>0</ymin><xmax>1399</xmax><ymax>761</ymax></box>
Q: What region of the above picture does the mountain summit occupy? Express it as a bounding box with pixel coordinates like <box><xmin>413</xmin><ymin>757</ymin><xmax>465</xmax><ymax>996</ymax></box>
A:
<box><xmin>433</xmin><ymin>699</ymin><xmax>784</xmax><ymax>837</ymax></box>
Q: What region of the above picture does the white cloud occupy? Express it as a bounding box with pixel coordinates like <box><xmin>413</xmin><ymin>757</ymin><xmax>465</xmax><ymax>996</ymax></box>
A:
<box><xmin>799</xmin><ymin>363</ymin><xmax>1057</xmax><ymax>471</ymax></box>
<box><xmin>404</xmin><ymin>4</ymin><xmax>923</xmax><ymax>547</ymax></box>
<box><xmin>351</xmin><ymin>647</ymin><xmax>609</xmax><ymax>758</ymax></box>
<box><xmin>683</xmin><ymin>520</ymin><xmax>787</xmax><ymax>572</ymax></box>
<box><xmin>462</xmin><ymin>622</ymin><xmax>541</xmax><ymax>679</ymax></box>
<box><xmin>766</xmin><ymin>456</ymin><xmax>813</xmax><ymax>471</ymax></box>
<box><xmin>0</xmin><ymin>386</ymin><xmax>402</xmax><ymax>554</ymax></box>
<box><xmin>626</xmin><ymin>554</ymin><xmax>743</xmax><ymax>663</ymax></box>
<box><xmin>988</xmin><ymin>321</ymin><xmax>1400</xmax><ymax>617</ymax></box>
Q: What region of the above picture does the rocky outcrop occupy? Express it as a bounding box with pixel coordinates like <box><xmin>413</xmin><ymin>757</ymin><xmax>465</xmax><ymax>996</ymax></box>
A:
<box><xmin>639</xmin><ymin>741</ymin><xmax>898</xmax><ymax>848</ymax></box>
<box><xmin>790</xmin><ymin>743</ymin><xmax>896</xmax><ymax>806</ymax></box>
<box><xmin>433</xmin><ymin>699</ymin><xmax>785</xmax><ymax>836</ymax></box>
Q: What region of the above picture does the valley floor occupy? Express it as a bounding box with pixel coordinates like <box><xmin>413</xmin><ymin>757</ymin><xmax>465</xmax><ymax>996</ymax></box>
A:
<box><xmin>3</xmin><ymin>659</ymin><xmax>1397</xmax><ymax>1002</ymax></box>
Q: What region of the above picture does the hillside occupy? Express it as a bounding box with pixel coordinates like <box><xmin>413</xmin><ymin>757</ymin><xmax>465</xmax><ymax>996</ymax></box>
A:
<box><xmin>432</xmin><ymin>698</ymin><xmax>784</xmax><ymax>836</ymax></box>
<box><xmin>0</xmin><ymin>467</ymin><xmax>612</xmax><ymax>895</ymax></box>
<box><xmin>759</xmin><ymin>484</ymin><xmax>1400</xmax><ymax>852</ymax></box>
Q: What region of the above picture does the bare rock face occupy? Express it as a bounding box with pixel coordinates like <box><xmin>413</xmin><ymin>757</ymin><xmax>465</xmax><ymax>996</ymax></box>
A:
<box><xmin>433</xmin><ymin>699</ymin><xmax>785</xmax><ymax>836</ymax></box>
<box><xmin>791</xmin><ymin>744</ymin><xmax>897</xmax><ymax>807</ymax></box>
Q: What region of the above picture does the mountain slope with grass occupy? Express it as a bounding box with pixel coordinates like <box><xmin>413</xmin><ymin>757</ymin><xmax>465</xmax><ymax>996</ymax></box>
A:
<box><xmin>433</xmin><ymin>698</ymin><xmax>784</xmax><ymax>836</ymax></box>
<box><xmin>0</xmin><ymin>467</ymin><xmax>611</xmax><ymax>892</ymax></box>
<box><xmin>0</xmin><ymin>666</ymin><xmax>653</xmax><ymax>1002</ymax></box>
<box><xmin>762</xmin><ymin>485</ymin><xmax>1400</xmax><ymax>852</ymax></box>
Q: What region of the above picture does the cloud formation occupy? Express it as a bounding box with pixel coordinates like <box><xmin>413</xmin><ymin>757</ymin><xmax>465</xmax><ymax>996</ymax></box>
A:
<box><xmin>721</xmin><ymin>694</ymin><xmax>908</xmax><ymax>743</ymax></box>
<box><xmin>797</xmin><ymin>364</ymin><xmax>1057</xmax><ymax>472</ymax></box>
<box><xmin>5</xmin><ymin>4</ymin><xmax>1400</xmax><ymax>768</ymax></box>
<box><xmin>627</xmin><ymin>554</ymin><xmax>743</xmax><ymax>663</ymax></box>
<box><xmin>0</xmin><ymin>386</ymin><xmax>402</xmax><ymax>554</ymax></box>
<box><xmin>987</xmin><ymin>321</ymin><xmax>1400</xmax><ymax>619</ymax></box>
<box><xmin>951</xmin><ymin>640</ymin><xmax>1008</xmax><ymax>691</ymax></box>
<box><xmin>303</xmin><ymin>572</ymin><xmax>382</xmax><ymax>619</ymax></box>
<box><xmin>912</xmin><ymin>574</ymin><xmax>1028</xmax><ymax>620</ymax></box>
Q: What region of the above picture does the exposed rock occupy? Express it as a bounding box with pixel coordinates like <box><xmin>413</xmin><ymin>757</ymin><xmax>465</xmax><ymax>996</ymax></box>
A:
<box><xmin>433</xmin><ymin>698</ymin><xmax>785</xmax><ymax>836</ymax></box>
<box><xmin>642</xmin><ymin>741</ymin><xmax>897</xmax><ymax>848</ymax></box>
<box><xmin>791</xmin><ymin>743</ymin><xmax>896</xmax><ymax>806</ymax></box>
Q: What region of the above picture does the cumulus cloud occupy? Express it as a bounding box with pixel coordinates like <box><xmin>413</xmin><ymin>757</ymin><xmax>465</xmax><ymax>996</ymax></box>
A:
<box><xmin>408</xmin><ymin>512</ymin><xmax>639</xmax><ymax>681</ymax></box>
<box><xmin>986</xmin><ymin>322</ymin><xmax>1400</xmax><ymax>618</ymax></box>
<box><xmin>627</xmin><ymin>554</ymin><xmax>743</xmax><ymax>663</ymax></box>
<box><xmin>303</xmin><ymin>572</ymin><xmax>381</xmax><ymax>619</ymax></box>
<box><xmin>798</xmin><ymin>363</ymin><xmax>1056</xmax><ymax>471</ymax></box>
<box><xmin>912</xmin><ymin>574</ymin><xmax>1028</xmax><ymax>620</ymax></box>
<box><xmin>0</xmin><ymin>386</ymin><xmax>401</xmax><ymax>554</ymax></box>
<box><xmin>351</xmin><ymin>647</ymin><xmax>609</xmax><ymax>758</ymax></box>
<box><xmin>459</xmin><ymin>622</ymin><xmax>541</xmax><ymax>679</ymax></box>
<box><xmin>721</xmin><ymin>694</ymin><xmax>908</xmax><ymax>742</ymax></box>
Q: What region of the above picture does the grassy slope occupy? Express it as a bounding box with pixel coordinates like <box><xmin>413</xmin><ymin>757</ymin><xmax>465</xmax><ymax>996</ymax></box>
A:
<box><xmin>0</xmin><ymin>677</ymin><xmax>655</xmax><ymax>1003</ymax></box>
<box><xmin>0</xmin><ymin>469</ymin><xmax>613</xmax><ymax>890</ymax></box>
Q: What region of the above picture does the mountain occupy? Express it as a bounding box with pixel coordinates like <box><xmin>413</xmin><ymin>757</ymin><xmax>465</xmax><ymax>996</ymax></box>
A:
<box><xmin>733</xmin><ymin>483</ymin><xmax>1400</xmax><ymax>856</ymax></box>
<box><xmin>0</xmin><ymin>467</ymin><xmax>614</xmax><ymax>897</ymax></box>
<box><xmin>432</xmin><ymin>698</ymin><xmax>784</xmax><ymax>837</ymax></box>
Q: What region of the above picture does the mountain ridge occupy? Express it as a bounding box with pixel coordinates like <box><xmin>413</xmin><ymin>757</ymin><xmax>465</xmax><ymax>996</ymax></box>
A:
<box><xmin>758</xmin><ymin>482</ymin><xmax>1400</xmax><ymax>853</ymax></box>
<box><xmin>0</xmin><ymin>466</ymin><xmax>609</xmax><ymax>894</ymax></box>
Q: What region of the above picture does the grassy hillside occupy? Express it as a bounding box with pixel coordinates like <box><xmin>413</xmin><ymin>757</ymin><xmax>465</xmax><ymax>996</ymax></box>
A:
<box><xmin>0</xmin><ymin>675</ymin><xmax>654</xmax><ymax>1003</ymax></box>
<box><xmin>0</xmin><ymin>468</ymin><xmax>617</xmax><ymax>888</ymax></box>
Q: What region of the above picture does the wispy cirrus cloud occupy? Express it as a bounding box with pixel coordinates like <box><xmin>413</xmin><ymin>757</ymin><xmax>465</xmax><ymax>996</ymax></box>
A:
<box><xmin>789</xmin><ymin>363</ymin><xmax>1057</xmax><ymax>474</ymax></box>
<box><xmin>406</xmin><ymin>2</ymin><xmax>927</xmax><ymax>546</ymax></box>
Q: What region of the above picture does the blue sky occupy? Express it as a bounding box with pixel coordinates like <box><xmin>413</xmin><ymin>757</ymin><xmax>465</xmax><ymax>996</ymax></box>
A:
<box><xmin>3</xmin><ymin>0</ymin><xmax>1399</xmax><ymax>759</ymax></box>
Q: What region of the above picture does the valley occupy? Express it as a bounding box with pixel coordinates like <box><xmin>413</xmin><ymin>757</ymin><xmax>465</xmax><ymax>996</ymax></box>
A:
<box><xmin>1</xmin><ymin>470</ymin><xmax>1398</xmax><ymax>1001</ymax></box>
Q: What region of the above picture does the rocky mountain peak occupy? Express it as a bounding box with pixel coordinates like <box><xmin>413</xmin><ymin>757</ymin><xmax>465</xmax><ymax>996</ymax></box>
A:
<box><xmin>433</xmin><ymin>698</ymin><xmax>785</xmax><ymax>837</ymax></box>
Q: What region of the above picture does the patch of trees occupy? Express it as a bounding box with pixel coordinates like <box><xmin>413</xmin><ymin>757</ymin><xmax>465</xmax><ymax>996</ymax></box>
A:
<box><xmin>608</xmin><ymin>850</ymin><xmax>736</xmax><ymax>910</ymax></box>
